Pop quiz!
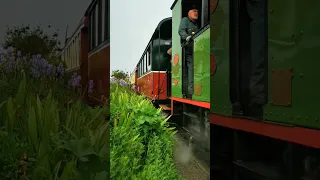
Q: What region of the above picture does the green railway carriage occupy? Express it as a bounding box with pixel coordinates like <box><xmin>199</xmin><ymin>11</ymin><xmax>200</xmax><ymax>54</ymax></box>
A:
<box><xmin>210</xmin><ymin>0</ymin><xmax>320</xmax><ymax>179</ymax></box>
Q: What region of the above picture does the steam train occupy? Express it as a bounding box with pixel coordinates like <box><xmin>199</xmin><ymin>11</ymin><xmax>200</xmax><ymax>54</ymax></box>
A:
<box><xmin>60</xmin><ymin>0</ymin><xmax>110</xmax><ymax>105</ymax></box>
<box><xmin>131</xmin><ymin>0</ymin><xmax>211</xmax><ymax>164</ymax></box>
<box><xmin>210</xmin><ymin>0</ymin><xmax>320</xmax><ymax>179</ymax></box>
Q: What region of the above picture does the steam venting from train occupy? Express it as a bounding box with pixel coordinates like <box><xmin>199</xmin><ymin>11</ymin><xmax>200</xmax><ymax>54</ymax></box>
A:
<box><xmin>174</xmin><ymin>135</ymin><xmax>193</xmax><ymax>164</ymax></box>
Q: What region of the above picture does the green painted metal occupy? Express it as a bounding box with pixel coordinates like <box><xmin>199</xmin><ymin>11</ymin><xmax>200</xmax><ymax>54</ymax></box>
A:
<box><xmin>210</xmin><ymin>0</ymin><xmax>231</xmax><ymax>115</ymax></box>
<box><xmin>210</xmin><ymin>0</ymin><xmax>320</xmax><ymax>130</ymax></box>
<box><xmin>193</xmin><ymin>27</ymin><xmax>210</xmax><ymax>102</ymax></box>
<box><xmin>264</xmin><ymin>0</ymin><xmax>320</xmax><ymax>129</ymax></box>
<box><xmin>171</xmin><ymin>0</ymin><xmax>183</xmax><ymax>98</ymax></box>
<box><xmin>171</xmin><ymin>0</ymin><xmax>211</xmax><ymax>102</ymax></box>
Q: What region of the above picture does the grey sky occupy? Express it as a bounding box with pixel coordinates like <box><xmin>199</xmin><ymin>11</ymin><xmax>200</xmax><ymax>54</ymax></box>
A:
<box><xmin>0</xmin><ymin>0</ymin><xmax>91</xmax><ymax>50</ymax></box>
<box><xmin>110</xmin><ymin>0</ymin><xmax>173</xmax><ymax>74</ymax></box>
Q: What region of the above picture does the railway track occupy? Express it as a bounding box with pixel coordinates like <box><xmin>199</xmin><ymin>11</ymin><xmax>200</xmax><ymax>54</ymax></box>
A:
<box><xmin>161</xmin><ymin>110</ymin><xmax>210</xmax><ymax>179</ymax></box>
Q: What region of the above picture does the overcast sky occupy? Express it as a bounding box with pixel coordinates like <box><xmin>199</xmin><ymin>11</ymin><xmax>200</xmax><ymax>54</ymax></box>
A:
<box><xmin>110</xmin><ymin>0</ymin><xmax>173</xmax><ymax>74</ymax></box>
<box><xmin>0</xmin><ymin>0</ymin><xmax>174</xmax><ymax>75</ymax></box>
<box><xmin>0</xmin><ymin>0</ymin><xmax>90</xmax><ymax>51</ymax></box>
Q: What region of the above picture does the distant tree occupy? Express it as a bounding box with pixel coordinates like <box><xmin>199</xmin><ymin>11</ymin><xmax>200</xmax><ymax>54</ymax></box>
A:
<box><xmin>111</xmin><ymin>70</ymin><xmax>129</xmax><ymax>81</ymax></box>
<box><xmin>2</xmin><ymin>24</ymin><xmax>61</xmax><ymax>57</ymax></box>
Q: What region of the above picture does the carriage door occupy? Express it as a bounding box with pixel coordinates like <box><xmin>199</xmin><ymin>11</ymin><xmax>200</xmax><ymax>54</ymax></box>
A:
<box><xmin>229</xmin><ymin>0</ymin><xmax>268</xmax><ymax>115</ymax></box>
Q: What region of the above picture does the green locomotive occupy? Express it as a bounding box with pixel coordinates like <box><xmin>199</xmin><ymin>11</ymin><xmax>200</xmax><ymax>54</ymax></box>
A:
<box><xmin>170</xmin><ymin>0</ymin><xmax>211</xmax><ymax>164</ymax></box>
<box><xmin>210</xmin><ymin>0</ymin><xmax>320</xmax><ymax>179</ymax></box>
<box><xmin>134</xmin><ymin>0</ymin><xmax>211</xmax><ymax>165</ymax></box>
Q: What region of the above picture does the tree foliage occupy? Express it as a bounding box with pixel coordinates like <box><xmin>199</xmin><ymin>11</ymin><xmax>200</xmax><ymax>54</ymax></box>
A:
<box><xmin>2</xmin><ymin>24</ymin><xmax>61</xmax><ymax>57</ymax></box>
<box><xmin>111</xmin><ymin>70</ymin><xmax>129</xmax><ymax>81</ymax></box>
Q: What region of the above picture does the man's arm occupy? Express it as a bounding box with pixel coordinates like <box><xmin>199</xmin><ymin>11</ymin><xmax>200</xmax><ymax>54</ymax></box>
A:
<box><xmin>178</xmin><ymin>18</ymin><xmax>189</xmax><ymax>40</ymax></box>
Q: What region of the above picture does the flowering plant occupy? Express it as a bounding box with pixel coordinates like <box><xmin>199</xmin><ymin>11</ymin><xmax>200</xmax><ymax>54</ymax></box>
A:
<box><xmin>0</xmin><ymin>48</ymin><xmax>109</xmax><ymax>179</ymax></box>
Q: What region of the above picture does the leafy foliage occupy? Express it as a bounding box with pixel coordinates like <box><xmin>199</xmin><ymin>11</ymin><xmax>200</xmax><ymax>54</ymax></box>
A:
<box><xmin>111</xmin><ymin>70</ymin><xmax>129</xmax><ymax>81</ymax></box>
<box><xmin>0</xmin><ymin>50</ymin><xmax>109</xmax><ymax>179</ymax></box>
<box><xmin>2</xmin><ymin>24</ymin><xmax>61</xmax><ymax>57</ymax></box>
<box><xmin>110</xmin><ymin>83</ymin><xmax>181</xmax><ymax>180</ymax></box>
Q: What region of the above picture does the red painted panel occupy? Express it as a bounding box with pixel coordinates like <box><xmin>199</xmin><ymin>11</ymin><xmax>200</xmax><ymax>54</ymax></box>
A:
<box><xmin>152</xmin><ymin>72</ymin><xmax>167</xmax><ymax>100</ymax></box>
<box><xmin>210</xmin><ymin>113</ymin><xmax>320</xmax><ymax>148</ymax></box>
<box><xmin>80</xmin><ymin>28</ymin><xmax>89</xmax><ymax>102</ymax></box>
<box><xmin>136</xmin><ymin>72</ymin><xmax>168</xmax><ymax>100</ymax></box>
<box><xmin>171</xmin><ymin>97</ymin><xmax>210</xmax><ymax>109</ymax></box>
<box><xmin>88</xmin><ymin>44</ymin><xmax>110</xmax><ymax>105</ymax></box>
<box><xmin>137</xmin><ymin>72</ymin><xmax>153</xmax><ymax>98</ymax></box>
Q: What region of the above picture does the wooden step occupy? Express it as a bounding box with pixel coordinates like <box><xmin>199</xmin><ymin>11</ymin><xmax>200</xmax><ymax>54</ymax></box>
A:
<box><xmin>159</xmin><ymin>104</ymin><xmax>171</xmax><ymax>111</ymax></box>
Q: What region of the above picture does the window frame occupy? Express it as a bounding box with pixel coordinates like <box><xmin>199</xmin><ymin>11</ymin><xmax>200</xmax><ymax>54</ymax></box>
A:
<box><xmin>95</xmin><ymin>3</ymin><xmax>99</xmax><ymax>47</ymax></box>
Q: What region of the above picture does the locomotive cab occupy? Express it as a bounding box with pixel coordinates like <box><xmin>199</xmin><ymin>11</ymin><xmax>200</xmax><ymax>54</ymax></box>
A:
<box><xmin>178</xmin><ymin>0</ymin><xmax>210</xmax><ymax>99</ymax></box>
<box><xmin>229</xmin><ymin>0</ymin><xmax>268</xmax><ymax>120</ymax></box>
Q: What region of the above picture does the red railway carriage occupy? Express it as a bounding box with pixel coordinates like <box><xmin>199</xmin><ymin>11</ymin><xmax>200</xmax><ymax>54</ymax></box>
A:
<box><xmin>86</xmin><ymin>0</ymin><xmax>110</xmax><ymax>105</ymax></box>
<box><xmin>61</xmin><ymin>17</ymin><xmax>88</xmax><ymax>76</ymax></box>
<box><xmin>61</xmin><ymin>0</ymin><xmax>110</xmax><ymax>106</ymax></box>
<box><xmin>134</xmin><ymin>18</ymin><xmax>172</xmax><ymax>106</ymax></box>
<box><xmin>61</xmin><ymin>16</ymin><xmax>89</xmax><ymax>99</ymax></box>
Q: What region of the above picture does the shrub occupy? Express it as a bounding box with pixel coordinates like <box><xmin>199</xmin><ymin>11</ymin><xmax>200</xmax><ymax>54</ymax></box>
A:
<box><xmin>110</xmin><ymin>83</ymin><xmax>181</xmax><ymax>180</ymax></box>
<box><xmin>0</xmin><ymin>49</ymin><xmax>109</xmax><ymax>180</ymax></box>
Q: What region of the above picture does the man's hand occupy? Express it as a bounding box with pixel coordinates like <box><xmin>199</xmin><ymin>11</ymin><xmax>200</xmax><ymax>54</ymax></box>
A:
<box><xmin>186</xmin><ymin>36</ymin><xmax>192</xmax><ymax>42</ymax></box>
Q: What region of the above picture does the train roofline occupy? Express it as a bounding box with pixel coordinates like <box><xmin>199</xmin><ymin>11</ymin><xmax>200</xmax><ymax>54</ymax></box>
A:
<box><xmin>84</xmin><ymin>0</ymin><xmax>97</xmax><ymax>16</ymax></box>
<box><xmin>156</xmin><ymin>17</ymin><xmax>172</xmax><ymax>30</ymax></box>
<box><xmin>135</xmin><ymin>17</ymin><xmax>172</xmax><ymax>68</ymax></box>
<box><xmin>170</xmin><ymin>0</ymin><xmax>179</xmax><ymax>10</ymax></box>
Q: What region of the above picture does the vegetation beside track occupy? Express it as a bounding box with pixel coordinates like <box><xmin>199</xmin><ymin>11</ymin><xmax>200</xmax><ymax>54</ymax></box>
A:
<box><xmin>110</xmin><ymin>81</ymin><xmax>182</xmax><ymax>180</ymax></box>
<box><xmin>0</xmin><ymin>49</ymin><xmax>109</xmax><ymax>180</ymax></box>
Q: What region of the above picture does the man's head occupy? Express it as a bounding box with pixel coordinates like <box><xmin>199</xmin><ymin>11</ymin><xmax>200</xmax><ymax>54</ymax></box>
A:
<box><xmin>188</xmin><ymin>5</ymin><xmax>198</xmax><ymax>21</ymax></box>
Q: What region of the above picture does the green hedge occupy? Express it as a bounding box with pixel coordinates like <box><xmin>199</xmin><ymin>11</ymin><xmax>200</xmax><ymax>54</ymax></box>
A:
<box><xmin>110</xmin><ymin>84</ymin><xmax>181</xmax><ymax>180</ymax></box>
<box><xmin>0</xmin><ymin>63</ymin><xmax>109</xmax><ymax>179</ymax></box>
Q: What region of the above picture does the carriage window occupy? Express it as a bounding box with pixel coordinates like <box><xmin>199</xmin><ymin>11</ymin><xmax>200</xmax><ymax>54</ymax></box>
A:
<box><xmin>142</xmin><ymin>58</ymin><xmax>145</xmax><ymax>74</ymax></box>
<box><xmin>95</xmin><ymin>4</ymin><xmax>99</xmax><ymax>46</ymax></box>
<box><xmin>105</xmin><ymin>0</ymin><xmax>109</xmax><ymax>40</ymax></box>
<box><xmin>89</xmin><ymin>11</ymin><xmax>93</xmax><ymax>50</ymax></box>
<box><xmin>101</xmin><ymin>0</ymin><xmax>105</xmax><ymax>42</ymax></box>
<box><xmin>140</xmin><ymin>62</ymin><xmax>142</xmax><ymax>76</ymax></box>
<box><xmin>145</xmin><ymin>54</ymin><xmax>147</xmax><ymax>72</ymax></box>
<box><xmin>146</xmin><ymin>52</ymin><xmax>149</xmax><ymax>71</ymax></box>
<box><xmin>72</xmin><ymin>41</ymin><xmax>74</xmax><ymax>68</ymax></box>
<box><xmin>139</xmin><ymin>63</ymin><xmax>141</xmax><ymax>77</ymax></box>
<box><xmin>147</xmin><ymin>46</ymin><xmax>151</xmax><ymax>70</ymax></box>
<box><xmin>148</xmin><ymin>48</ymin><xmax>151</xmax><ymax>65</ymax></box>
<box><xmin>78</xmin><ymin>34</ymin><xmax>80</xmax><ymax>66</ymax></box>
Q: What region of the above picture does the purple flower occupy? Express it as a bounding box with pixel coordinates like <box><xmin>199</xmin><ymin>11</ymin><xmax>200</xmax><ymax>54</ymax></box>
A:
<box><xmin>36</xmin><ymin>54</ymin><xmax>41</xmax><ymax>59</ymax></box>
<box><xmin>56</xmin><ymin>63</ymin><xmax>64</xmax><ymax>76</ymax></box>
<box><xmin>69</xmin><ymin>73</ymin><xmax>81</xmax><ymax>88</ymax></box>
<box><xmin>6</xmin><ymin>47</ymin><xmax>14</xmax><ymax>54</ymax></box>
<box><xmin>119</xmin><ymin>79</ymin><xmax>127</xmax><ymax>86</ymax></box>
<box><xmin>31</xmin><ymin>68</ymin><xmax>40</xmax><ymax>78</ymax></box>
<box><xmin>46</xmin><ymin>64</ymin><xmax>53</xmax><ymax>76</ymax></box>
<box><xmin>0</xmin><ymin>54</ymin><xmax>4</xmax><ymax>65</ymax></box>
<box><xmin>110</xmin><ymin>78</ymin><xmax>116</xmax><ymax>84</ymax></box>
<box><xmin>88</xmin><ymin>80</ymin><xmax>94</xmax><ymax>93</ymax></box>
<box><xmin>16</xmin><ymin>51</ymin><xmax>22</xmax><ymax>57</ymax></box>
<box><xmin>7</xmin><ymin>59</ymin><xmax>15</xmax><ymax>71</ymax></box>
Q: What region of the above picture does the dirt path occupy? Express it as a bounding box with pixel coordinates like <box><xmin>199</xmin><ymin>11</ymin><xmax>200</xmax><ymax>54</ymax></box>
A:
<box><xmin>173</xmin><ymin>133</ymin><xmax>210</xmax><ymax>180</ymax></box>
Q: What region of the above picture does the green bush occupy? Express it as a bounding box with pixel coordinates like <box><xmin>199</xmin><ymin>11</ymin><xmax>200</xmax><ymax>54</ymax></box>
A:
<box><xmin>0</xmin><ymin>52</ymin><xmax>109</xmax><ymax>179</ymax></box>
<box><xmin>110</xmin><ymin>84</ymin><xmax>181</xmax><ymax>180</ymax></box>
